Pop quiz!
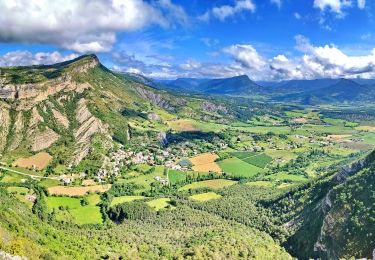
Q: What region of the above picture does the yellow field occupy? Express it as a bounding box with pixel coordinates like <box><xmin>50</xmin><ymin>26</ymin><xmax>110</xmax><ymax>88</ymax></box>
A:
<box><xmin>190</xmin><ymin>192</ymin><xmax>221</xmax><ymax>202</ymax></box>
<box><xmin>48</xmin><ymin>185</ymin><xmax>111</xmax><ymax>196</ymax></box>
<box><xmin>327</xmin><ymin>134</ymin><xmax>352</xmax><ymax>140</ymax></box>
<box><xmin>356</xmin><ymin>125</ymin><xmax>375</xmax><ymax>131</ymax></box>
<box><xmin>82</xmin><ymin>179</ymin><xmax>96</xmax><ymax>186</ymax></box>
<box><xmin>190</xmin><ymin>153</ymin><xmax>221</xmax><ymax>173</ymax></box>
<box><xmin>293</xmin><ymin>117</ymin><xmax>307</xmax><ymax>123</ymax></box>
<box><xmin>167</xmin><ymin>119</ymin><xmax>199</xmax><ymax>131</ymax></box>
<box><xmin>179</xmin><ymin>179</ymin><xmax>237</xmax><ymax>191</ymax></box>
<box><xmin>13</xmin><ymin>152</ymin><xmax>52</xmax><ymax>170</ymax></box>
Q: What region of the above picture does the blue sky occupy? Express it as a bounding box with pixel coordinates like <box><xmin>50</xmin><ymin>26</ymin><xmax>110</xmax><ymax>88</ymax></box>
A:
<box><xmin>0</xmin><ymin>0</ymin><xmax>375</xmax><ymax>80</ymax></box>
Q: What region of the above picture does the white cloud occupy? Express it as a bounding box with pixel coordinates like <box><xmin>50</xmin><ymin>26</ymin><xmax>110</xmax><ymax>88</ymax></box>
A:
<box><xmin>0</xmin><ymin>51</ymin><xmax>78</xmax><ymax>67</ymax></box>
<box><xmin>357</xmin><ymin>0</ymin><xmax>366</xmax><ymax>9</ymax></box>
<box><xmin>270</xmin><ymin>0</ymin><xmax>282</xmax><ymax>8</ymax></box>
<box><xmin>223</xmin><ymin>44</ymin><xmax>266</xmax><ymax>70</ymax></box>
<box><xmin>313</xmin><ymin>0</ymin><xmax>352</xmax><ymax>14</ymax></box>
<box><xmin>179</xmin><ymin>59</ymin><xmax>202</xmax><ymax>70</ymax></box>
<box><xmin>200</xmin><ymin>0</ymin><xmax>256</xmax><ymax>22</ymax></box>
<box><xmin>0</xmin><ymin>0</ymin><xmax>187</xmax><ymax>53</ymax></box>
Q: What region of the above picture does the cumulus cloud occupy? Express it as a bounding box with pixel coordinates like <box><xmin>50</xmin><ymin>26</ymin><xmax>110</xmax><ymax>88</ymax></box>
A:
<box><xmin>313</xmin><ymin>0</ymin><xmax>352</xmax><ymax>14</ymax></box>
<box><xmin>223</xmin><ymin>44</ymin><xmax>266</xmax><ymax>70</ymax></box>
<box><xmin>0</xmin><ymin>0</ymin><xmax>187</xmax><ymax>53</ymax></box>
<box><xmin>199</xmin><ymin>0</ymin><xmax>256</xmax><ymax>22</ymax></box>
<box><xmin>0</xmin><ymin>51</ymin><xmax>78</xmax><ymax>67</ymax></box>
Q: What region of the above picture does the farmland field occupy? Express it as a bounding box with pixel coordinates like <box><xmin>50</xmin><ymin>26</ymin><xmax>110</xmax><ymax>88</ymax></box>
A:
<box><xmin>229</xmin><ymin>151</ymin><xmax>257</xmax><ymax>159</ymax></box>
<box><xmin>146</xmin><ymin>198</ymin><xmax>173</xmax><ymax>211</ymax></box>
<box><xmin>190</xmin><ymin>153</ymin><xmax>221</xmax><ymax>173</ymax></box>
<box><xmin>218</xmin><ymin>157</ymin><xmax>264</xmax><ymax>177</ymax></box>
<box><xmin>12</xmin><ymin>152</ymin><xmax>52</xmax><ymax>170</ymax></box>
<box><xmin>168</xmin><ymin>170</ymin><xmax>186</xmax><ymax>185</ymax></box>
<box><xmin>243</xmin><ymin>153</ymin><xmax>273</xmax><ymax>168</ymax></box>
<box><xmin>190</xmin><ymin>192</ymin><xmax>221</xmax><ymax>201</ymax></box>
<box><xmin>179</xmin><ymin>179</ymin><xmax>237</xmax><ymax>191</ymax></box>
<box><xmin>46</xmin><ymin>196</ymin><xmax>103</xmax><ymax>225</ymax></box>
<box><xmin>110</xmin><ymin>196</ymin><xmax>145</xmax><ymax>207</ymax></box>
<box><xmin>48</xmin><ymin>185</ymin><xmax>111</xmax><ymax>196</ymax></box>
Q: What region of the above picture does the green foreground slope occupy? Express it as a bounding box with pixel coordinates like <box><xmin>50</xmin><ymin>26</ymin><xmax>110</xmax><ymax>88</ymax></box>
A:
<box><xmin>0</xmin><ymin>188</ymin><xmax>291</xmax><ymax>259</ymax></box>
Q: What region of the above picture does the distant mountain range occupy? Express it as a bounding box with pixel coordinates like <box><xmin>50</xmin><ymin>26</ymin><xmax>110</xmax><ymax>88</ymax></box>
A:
<box><xmin>154</xmin><ymin>75</ymin><xmax>375</xmax><ymax>104</ymax></box>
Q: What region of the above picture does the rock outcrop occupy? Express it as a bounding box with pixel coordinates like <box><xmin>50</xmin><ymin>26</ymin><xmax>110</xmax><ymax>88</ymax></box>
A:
<box><xmin>31</xmin><ymin>127</ymin><xmax>60</xmax><ymax>152</ymax></box>
<box><xmin>73</xmin><ymin>98</ymin><xmax>108</xmax><ymax>164</ymax></box>
<box><xmin>0</xmin><ymin>106</ymin><xmax>10</xmax><ymax>152</ymax></box>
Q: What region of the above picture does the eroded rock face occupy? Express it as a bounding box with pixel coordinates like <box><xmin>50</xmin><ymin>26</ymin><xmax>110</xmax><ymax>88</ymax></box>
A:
<box><xmin>8</xmin><ymin>112</ymin><xmax>24</xmax><ymax>151</ymax></box>
<box><xmin>73</xmin><ymin>98</ymin><xmax>108</xmax><ymax>164</ymax></box>
<box><xmin>52</xmin><ymin>108</ymin><xmax>69</xmax><ymax>128</ymax></box>
<box><xmin>201</xmin><ymin>101</ymin><xmax>228</xmax><ymax>114</ymax></box>
<box><xmin>0</xmin><ymin>106</ymin><xmax>10</xmax><ymax>152</ymax></box>
<box><xmin>31</xmin><ymin>127</ymin><xmax>60</xmax><ymax>152</ymax></box>
<box><xmin>135</xmin><ymin>86</ymin><xmax>176</xmax><ymax>111</ymax></box>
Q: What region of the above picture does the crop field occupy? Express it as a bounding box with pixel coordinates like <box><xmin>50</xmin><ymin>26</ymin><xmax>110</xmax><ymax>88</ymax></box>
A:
<box><xmin>12</xmin><ymin>152</ymin><xmax>52</xmax><ymax>170</ymax></box>
<box><xmin>265</xmin><ymin>149</ymin><xmax>297</xmax><ymax>162</ymax></box>
<box><xmin>190</xmin><ymin>153</ymin><xmax>221</xmax><ymax>173</ymax></box>
<box><xmin>118</xmin><ymin>172</ymin><xmax>160</xmax><ymax>191</ymax></box>
<box><xmin>110</xmin><ymin>196</ymin><xmax>145</xmax><ymax>207</ymax></box>
<box><xmin>48</xmin><ymin>184</ymin><xmax>111</xmax><ymax>196</ymax></box>
<box><xmin>218</xmin><ymin>157</ymin><xmax>264</xmax><ymax>177</ymax></box>
<box><xmin>179</xmin><ymin>179</ymin><xmax>237</xmax><ymax>191</ymax></box>
<box><xmin>265</xmin><ymin>172</ymin><xmax>309</xmax><ymax>183</ymax></box>
<box><xmin>0</xmin><ymin>172</ymin><xmax>25</xmax><ymax>183</ymax></box>
<box><xmin>46</xmin><ymin>196</ymin><xmax>102</xmax><ymax>225</ymax></box>
<box><xmin>243</xmin><ymin>153</ymin><xmax>273</xmax><ymax>168</ymax></box>
<box><xmin>82</xmin><ymin>179</ymin><xmax>97</xmax><ymax>186</ymax></box>
<box><xmin>167</xmin><ymin>119</ymin><xmax>200</xmax><ymax>131</ymax></box>
<box><xmin>229</xmin><ymin>151</ymin><xmax>257</xmax><ymax>159</ymax></box>
<box><xmin>190</xmin><ymin>192</ymin><xmax>221</xmax><ymax>202</ymax></box>
<box><xmin>168</xmin><ymin>170</ymin><xmax>186</xmax><ymax>185</ymax></box>
<box><xmin>146</xmin><ymin>198</ymin><xmax>173</xmax><ymax>211</ymax></box>
<box><xmin>39</xmin><ymin>179</ymin><xmax>60</xmax><ymax>187</ymax></box>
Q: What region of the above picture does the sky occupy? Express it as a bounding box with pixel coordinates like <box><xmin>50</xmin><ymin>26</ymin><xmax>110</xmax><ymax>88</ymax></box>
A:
<box><xmin>0</xmin><ymin>0</ymin><xmax>375</xmax><ymax>81</ymax></box>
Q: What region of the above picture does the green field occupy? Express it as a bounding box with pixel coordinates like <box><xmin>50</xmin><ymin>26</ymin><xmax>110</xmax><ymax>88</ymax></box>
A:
<box><xmin>146</xmin><ymin>198</ymin><xmax>173</xmax><ymax>211</ymax></box>
<box><xmin>110</xmin><ymin>195</ymin><xmax>145</xmax><ymax>207</ymax></box>
<box><xmin>218</xmin><ymin>157</ymin><xmax>264</xmax><ymax>177</ymax></box>
<box><xmin>179</xmin><ymin>179</ymin><xmax>237</xmax><ymax>191</ymax></box>
<box><xmin>190</xmin><ymin>192</ymin><xmax>222</xmax><ymax>202</ymax></box>
<box><xmin>118</xmin><ymin>171</ymin><xmax>160</xmax><ymax>192</ymax></box>
<box><xmin>265</xmin><ymin>172</ymin><xmax>309</xmax><ymax>183</ymax></box>
<box><xmin>243</xmin><ymin>153</ymin><xmax>273</xmax><ymax>168</ymax></box>
<box><xmin>229</xmin><ymin>151</ymin><xmax>257</xmax><ymax>159</ymax></box>
<box><xmin>168</xmin><ymin>170</ymin><xmax>186</xmax><ymax>185</ymax></box>
<box><xmin>0</xmin><ymin>172</ymin><xmax>25</xmax><ymax>183</ymax></box>
<box><xmin>46</xmin><ymin>196</ymin><xmax>102</xmax><ymax>225</ymax></box>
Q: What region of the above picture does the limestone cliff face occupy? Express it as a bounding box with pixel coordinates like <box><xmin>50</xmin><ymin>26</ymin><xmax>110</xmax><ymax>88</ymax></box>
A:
<box><xmin>73</xmin><ymin>98</ymin><xmax>109</xmax><ymax>164</ymax></box>
<box><xmin>0</xmin><ymin>56</ymin><xmax>97</xmax><ymax>109</ymax></box>
<box><xmin>0</xmin><ymin>55</ymin><xmax>104</xmax><ymax>162</ymax></box>
<box><xmin>0</xmin><ymin>106</ymin><xmax>10</xmax><ymax>153</ymax></box>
